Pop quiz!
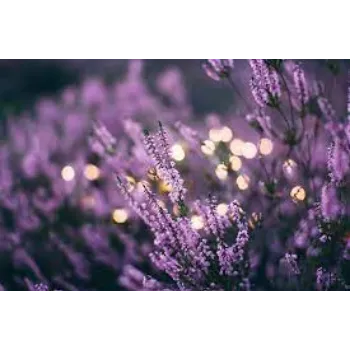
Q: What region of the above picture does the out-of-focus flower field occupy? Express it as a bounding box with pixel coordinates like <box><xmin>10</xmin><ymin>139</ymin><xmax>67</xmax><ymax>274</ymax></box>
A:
<box><xmin>0</xmin><ymin>60</ymin><xmax>233</xmax><ymax>118</ymax></box>
<box><xmin>0</xmin><ymin>59</ymin><xmax>349</xmax><ymax>291</ymax></box>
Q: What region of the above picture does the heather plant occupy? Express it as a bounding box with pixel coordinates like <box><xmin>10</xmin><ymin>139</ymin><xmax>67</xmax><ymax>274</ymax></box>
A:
<box><xmin>95</xmin><ymin>59</ymin><xmax>350</xmax><ymax>290</ymax></box>
<box><xmin>1</xmin><ymin>59</ymin><xmax>349</xmax><ymax>291</ymax></box>
<box><xmin>95</xmin><ymin>122</ymin><xmax>251</xmax><ymax>290</ymax></box>
<box><xmin>197</xmin><ymin>59</ymin><xmax>350</xmax><ymax>290</ymax></box>
<box><xmin>0</xmin><ymin>60</ymin><xmax>194</xmax><ymax>290</ymax></box>
<box><xmin>0</xmin><ymin>101</ymin><xmax>128</xmax><ymax>290</ymax></box>
<box><xmin>289</xmin><ymin>114</ymin><xmax>350</xmax><ymax>290</ymax></box>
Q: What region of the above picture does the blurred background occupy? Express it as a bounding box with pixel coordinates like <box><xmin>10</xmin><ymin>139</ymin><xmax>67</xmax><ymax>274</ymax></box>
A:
<box><xmin>0</xmin><ymin>59</ymin><xmax>239</xmax><ymax>121</ymax></box>
<box><xmin>0</xmin><ymin>56</ymin><xmax>241</xmax><ymax>115</ymax></box>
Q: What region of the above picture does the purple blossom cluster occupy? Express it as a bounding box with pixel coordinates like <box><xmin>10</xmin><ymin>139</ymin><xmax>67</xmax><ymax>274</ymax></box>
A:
<box><xmin>114</xmin><ymin>126</ymin><xmax>251</xmax><ymax>290</ymax></box>
<box><xmin>96</xmin><ymin>59</ymin><xmax>350</xmax><ymax>290</ymax></box>
<box><xmin>1</xmin><ymin>59</ymin><xmax>350</xmax><ymax>291</ymax></box>
<box><xmin>0</xmin><ymin>60</ymin><xmax>193</xmax><ymax>290</ymax></box>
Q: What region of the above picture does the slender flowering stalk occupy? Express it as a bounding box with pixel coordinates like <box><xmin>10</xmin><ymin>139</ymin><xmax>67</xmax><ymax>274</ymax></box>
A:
<box><xmin>174</xmin><ymin>121</ymin><xmax>201</xmax><ymax>149</ymax></box>
<box><xmin>98</xmin><ymin>60</ymin><xmax>350</xmax><ymax>290</ymax></box>
<box><xmin>321</xmin><ymin>184</ymin><xmax>341</xmax><ymax>221</ymax></box>
<box><xmin>316</xmin><ymin>267</ymin><xmax>336</xmax><ymax>291</ymax></box>
<box><xmin>328</xmin><ymin>138</ymin><xmax>350</xmax><ymax>183</ymax></box>
<box><xmin>143</xmin><ymin>122</ymin><xmax>186</xmax><ymax>203</ymax></box>
<box><xmin>0</xmin><ymin>62</ymin><xmax>199</xmax><ymax>290</ymax></box>
<box><xmin>318</xmin><ymin>97</ymin><xmax>336</xmax><ymax>121</ymax></box>
<box><xmin>109</xmin><ymin>123</ymin><xmax>252</xmax><ymax>290</ymax></box>
<box><xmin>282</xmin><ymin>253</ymin><xmax>300</xmax><ymax>276</ymax></box>
<box><xmin>293</xmin><ymin>64</ymin><xmax>309</xmax><ymax>108</ymax></box>
<box><xmin>248</xmin><ymin>59</ymin><xmax>281</xmax><ymax>108</ymax></box>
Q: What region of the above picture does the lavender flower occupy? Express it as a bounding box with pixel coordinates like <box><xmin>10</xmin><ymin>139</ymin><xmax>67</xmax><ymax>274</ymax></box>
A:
<box><xmin>293</xmin><ymin>64</ymin><xmax>309</xmax><ymax>107</ymax></box>
<box><xmin>328</xmin><ymin>138</ymin><xmax>350</xmax><ymax>183</ymax></box>
<box><xmin>143</xmin><ymin>123</ymin><xmax>186</xmax><ymax>203</ymax></box>
<box><xmin>0</xmin><ymin>61</ymin><xmax>197</xmax><ymax>290</ymax></box>
<box><xmin>321</xmin><ymin>184</ymin><xmax>341</xmax><ymax>221</ymax></box>
<box><xmin>249</xmin><ymin>59</ymin><xmax>281</xmax><ymax>108</ymax></box>
<box><xmin>96</xmin><ymin>60</ymin><xmax>350</xmax><ymax>291</ymax></box>
<box><xmin>318</xmin><ymin>97</ymin><xmax>336</xmax><ymax>121</ymax></box>
<box><xmin>108</xmin><ymin>123</ymin><xmax>253</xmax><ymax>290</ymax></box>
<box><xmin>316</xmin><ymin>267</ymin><xmax>336</xmax><ymax>291</ymax></box>
<box><xmin>33</xmin><ymin>283</ymin><xmax>50</xmax><ymax>291</ymax></box>
<box><xmin>281</xmin><ymin>253</ymin><xmax>300</xmax><ymax>276</ymax></box>
<box><xmin>202</xmin><ymin>59</ymin><xmax>234</xmax><ymax>81</ymax></box>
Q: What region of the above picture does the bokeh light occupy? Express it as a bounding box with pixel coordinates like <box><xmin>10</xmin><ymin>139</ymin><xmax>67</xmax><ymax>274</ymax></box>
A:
<box><xmin>236</xmin><ymin>174</ymin><xmax>250</xmax><ymax>190</ymax></box>
<box><xmin>171</xmin><ymin>144</ymin><xmax>186</xmax><ymax>162</ymax></box>
<box><xmin>112</xmin><ymin>209</ymin><xmax>128</xmax><ymax>224</ymax></box>
<box><xmin>290</xmin><ymin>186</ymin><xmax>306</xmax><ymax>201</ymax></box>
<box><xmin>230</xmin><ymin>138</ymin><xmax>244</xmax><ymax>156</ymax></box>
<box><xmin>259</xmin><ymin>138</ymin><xmax>273</xmax><ymax>155</ymax></box>
<box><xmin>242</xmin><ymin>142</ymin><xmax>257</xmax><ymax>159</ymax></box>
<box><xmin>61</xmin><ymin>165</ymin><xmax>75</xmax><ymax>181</ymax></box>
<box><xmin>159</xmin><ymin>180</ymin><xmax>173</xmax><ymax>193</ymax></box>
<box><xmin>216</xmin><ymin>203</ymin><xmax>228</xmax><ymax>216</ymax></box>
<box><xmin>221</xmin><ymin>126</ymin><xmax>233</xmax><ymax>143</ymax></box>
<box><xmin>201</xmin><ymin>140</ymin><xmax>216</xmax><ymax>155</ymax></box>
<box><xmin>215</xmin><ymin>164</ymin><xmax>228</xmax><ymax>181</ymax></box>
<box><xmin>209</xmin><ymin>128</ymin><xmax>222</xmax><ymax>143</ymax></box>
<box><xmin>84</xmin><ymin>164</ymin><xmax>100</xmax><ymax>181</ymax></box>
<box><xmin>191</xmin><ymin>215</ymin><xmax>204</xmax><ymax>230</ymax></box>
<box><xmin>230</xmin><ymin>155</ymin><xmax>242</xmax><ymax>171</ymax></box>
